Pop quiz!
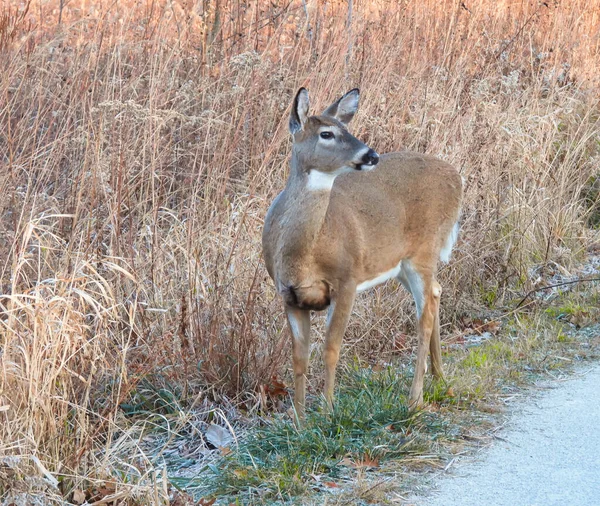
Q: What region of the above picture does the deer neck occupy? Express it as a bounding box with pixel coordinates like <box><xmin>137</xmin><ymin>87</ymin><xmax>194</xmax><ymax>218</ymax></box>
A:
<box><xmin>281</xmin><ymin>156</ymin><xmax>334</xmax><ymax>259</ymax></box>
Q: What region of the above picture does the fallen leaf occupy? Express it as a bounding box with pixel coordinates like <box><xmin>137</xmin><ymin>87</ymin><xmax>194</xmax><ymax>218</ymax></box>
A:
<box><xmin>339</xmin><ymin>456</ymin><xmax>355</xmax><ymax>467</ymax></box>
<box><xmin>90</xmin><ymin>485</ymin><xmax>116</xmax><ymax>501</ymax></box>
<box><xmin>339</xmin><ymin>455</ymin><xmax>379</xmax><ymax>469</ymax></box>
<box><xmin>205</xmin><ymin>424</ymin><xmax>233</xmax><ymax>448</ymax></box>
<box><xmin>393</xmin><ymin>333</ymin><xmax>410</xmax><ymax>354</ymax></box>
<box><xmin>323</xmin><ymin>481</ymin><xmax>340</xmax><ymax>488</ymax></box>
<box><xmin>265</xmin><ymin>375</ymin><xmax>288</xmax><ymax>398</ymax></box>
<box><xmin>170</xmin><ymin>490</ymin><xmax>196</xmax><ymax>506</ymax></box>
<box><xmin>233</xmin><ymin>468</ymin><xmax>248</xmax><ymax>478</ymax></box>
<box><xmin>72</xmin><ymin>489</ymin><xmax>86</xmax><ymax>505</ymax></box>
<box><xmin>372</xmin><ymin>362</ymin><xmax>384</xmax><ymax>372</ymax></box>
<box><xmin>481</xmin><ymin>320</ymin><xmax>501</xmax><ymax>334</ymax></box>
<box><xmin>459</xmin><ymin>317</ymin><xmax>502</xmax><ymax>336</ymax></box>
<box><xmin>198</xmin><ymin>498</ymin><xmax>216</xmax><ymax>506</ymax></box>
<box><xmin>356</xmin><ymin>455</ymin><xmax>379</xmax><ymax>469</ymax></box>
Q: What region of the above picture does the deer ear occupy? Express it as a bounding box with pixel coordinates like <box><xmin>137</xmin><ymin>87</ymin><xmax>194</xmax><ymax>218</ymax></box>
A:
<box><xmin>289</xmin><ymin>88</ymin><xmax>310</xmax><ymax>135</ymax></box>
<box><xmin>322</xmin><ymin>88</ymin><xmax>359</xmax><ymax>125</ymax></box>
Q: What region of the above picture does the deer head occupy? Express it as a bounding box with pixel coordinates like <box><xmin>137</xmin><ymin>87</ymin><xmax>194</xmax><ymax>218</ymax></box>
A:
<box><xmin>288</xmin><ymin>88</ymin><xmax>379</xmax><ymax>190</ymax></box>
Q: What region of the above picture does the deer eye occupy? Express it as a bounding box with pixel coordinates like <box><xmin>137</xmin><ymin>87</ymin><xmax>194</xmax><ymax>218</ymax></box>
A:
<box><xmin>320</xmin><ymin>131</ymin><xmax>334</xmax><ymax>140</ymax></box>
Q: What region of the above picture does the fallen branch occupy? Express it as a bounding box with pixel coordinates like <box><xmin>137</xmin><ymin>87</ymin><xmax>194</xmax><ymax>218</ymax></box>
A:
<box><xmin>516</xmin><ymin>277</ymin><xmax>600</xmax><ymax>309</ymax></box>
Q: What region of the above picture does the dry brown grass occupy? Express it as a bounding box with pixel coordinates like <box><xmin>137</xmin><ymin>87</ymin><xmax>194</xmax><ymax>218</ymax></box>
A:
<box><xmin>1</xmin><ymin>0</ymin><xmax>599</xmax><ymax>502</ymax></box>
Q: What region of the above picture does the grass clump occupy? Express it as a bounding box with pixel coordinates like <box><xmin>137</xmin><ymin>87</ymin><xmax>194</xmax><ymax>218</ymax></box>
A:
<box><xmin>163</xmin><ymin>283</ymin><xmax>599</xmax><ymax>504</ymax></box>
<box><xmin>196</xmin><ymin>366</ymin><xmax>449</xmax><ymax>503</ymax></box>
<box><xmin>176</xmin><ymin>291</ymin><xmax>600</xmax><ymax>504</ymax></box>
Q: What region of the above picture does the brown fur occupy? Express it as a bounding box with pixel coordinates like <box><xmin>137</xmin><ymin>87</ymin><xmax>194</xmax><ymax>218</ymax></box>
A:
<box><xmin>262</xmin><ymin>89</ymin><xmax>462</xmax><ymax>420</ymax></box>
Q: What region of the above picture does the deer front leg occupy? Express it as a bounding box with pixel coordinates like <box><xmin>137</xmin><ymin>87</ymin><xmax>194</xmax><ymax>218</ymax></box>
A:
<box><xmin>323</xmin><ymin>286</ymin><xmax>356</xmax><ymax>410</ymax></box>
<box><xmin>285</xmin><ymin>306</ymin><xmax>311</xmax><ymax>422</ymax></box>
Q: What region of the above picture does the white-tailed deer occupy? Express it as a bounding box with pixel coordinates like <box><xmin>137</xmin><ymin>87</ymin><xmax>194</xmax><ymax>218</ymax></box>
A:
<box><xmin>262</xmin><ymin>88</ymin><xmax>462</xmax><ymax>419</ymax></box>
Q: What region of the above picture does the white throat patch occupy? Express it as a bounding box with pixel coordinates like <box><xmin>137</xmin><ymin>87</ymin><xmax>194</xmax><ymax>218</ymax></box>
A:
<box><xmin>306</xmin><ymin>167</ymin><xmax>351</xmax><ymax>192</ymax></box>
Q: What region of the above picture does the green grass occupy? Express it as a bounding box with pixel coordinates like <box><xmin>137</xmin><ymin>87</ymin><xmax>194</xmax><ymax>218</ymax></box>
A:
<box><xmin>181</xmin><ymin>366</ymin><xmax>453</xmax><ymax>503</ymax></box>
<box><xmin>162</xmin><ymin>283</ymin><xmax>600</xmax><ymax>505</ymax></box>
<box><xmin>119</xmin><ymin>378</ymin><xmax>185</xmax><ymax>417</ymax></box>
<box><xmin>545</xmin><ymin>300</ymin><xmax>586</xmax><ymax>319</ymax></box>
<box><xmin>542</xmin><ymin>288</ymin><xmax>600</xmax><ymax>329</ymax></box>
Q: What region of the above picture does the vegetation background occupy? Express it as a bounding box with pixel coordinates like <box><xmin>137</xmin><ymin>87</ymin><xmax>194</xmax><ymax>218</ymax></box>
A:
<box><xmin>1</xmin><ymin>0</ymin><xmax>599</xmax><ymax>503</ymax></box>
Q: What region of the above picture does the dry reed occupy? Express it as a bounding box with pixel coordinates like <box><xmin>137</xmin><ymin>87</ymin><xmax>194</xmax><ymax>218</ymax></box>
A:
<box><xmin>1</xmin><ymin>0</ymin><xmax>599</xmax><ymax>502</ymax></box>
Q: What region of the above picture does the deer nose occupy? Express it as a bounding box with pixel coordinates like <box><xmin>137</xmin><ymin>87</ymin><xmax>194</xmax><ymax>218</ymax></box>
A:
<box><xmin>362</xmin><ymin>149</ymin><xmax>379</xmax><ymax>166</ymax></box>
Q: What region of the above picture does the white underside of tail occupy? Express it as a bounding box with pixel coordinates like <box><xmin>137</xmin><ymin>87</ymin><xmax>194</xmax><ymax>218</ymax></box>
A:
<box><xmin>440</xmin><ymin>221</ymin><xmax>459</xmax><ymax>263</ymax></box>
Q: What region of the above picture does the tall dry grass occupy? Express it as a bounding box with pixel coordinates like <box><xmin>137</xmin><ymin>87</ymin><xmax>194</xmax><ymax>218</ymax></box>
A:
<box><xmin>1</xmin><ymin>0</ymin><xmax>599</xmax><ymax>501</ymax></box>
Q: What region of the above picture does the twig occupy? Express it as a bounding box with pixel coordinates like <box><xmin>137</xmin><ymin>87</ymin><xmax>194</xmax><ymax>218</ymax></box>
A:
<box><xmin>516</xmin><ymin>277</ymin><xmax>600</xmax><ymax>309</ymax></box>
<box><xmin>441</xmin><ymin>274</ymin><xmax>599</xmax><ymax>344</ymax></box>
<box><xmin>494</xmin><ymin>1</ymin><xmax>549</xmax><ymax>60</ymax></box>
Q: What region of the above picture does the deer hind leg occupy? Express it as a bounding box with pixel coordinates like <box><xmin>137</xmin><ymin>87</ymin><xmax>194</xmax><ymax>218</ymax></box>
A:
<box><xmin>323</xmin><ymin>286</ymin><xmax>356</xmax><ymax>410</ymax></box>
<box><xmin>429</xmin><ymin>280</ymin><xmax>444</xmax><ymax>380</ymax></box>
<box><xmin>399</xmin><ymin>260</ymin><xmax>437</xmax><ymax>409</ymax></box>
<box><xmin>285</xmin><ymin>306</ymin><xmax>311</xmax><ymax>422</ymax></box>
<box><xmin>399</xmin><ymin>266</ymin><xmax>444</xmax><ymax>383</ymax></box>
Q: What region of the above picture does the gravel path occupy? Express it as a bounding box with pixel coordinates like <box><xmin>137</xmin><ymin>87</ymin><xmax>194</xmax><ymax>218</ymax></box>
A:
<box><xmin>418</xmin><ymin>365</ymin><xmax>600</xmax><ymax>506</ymax></box>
